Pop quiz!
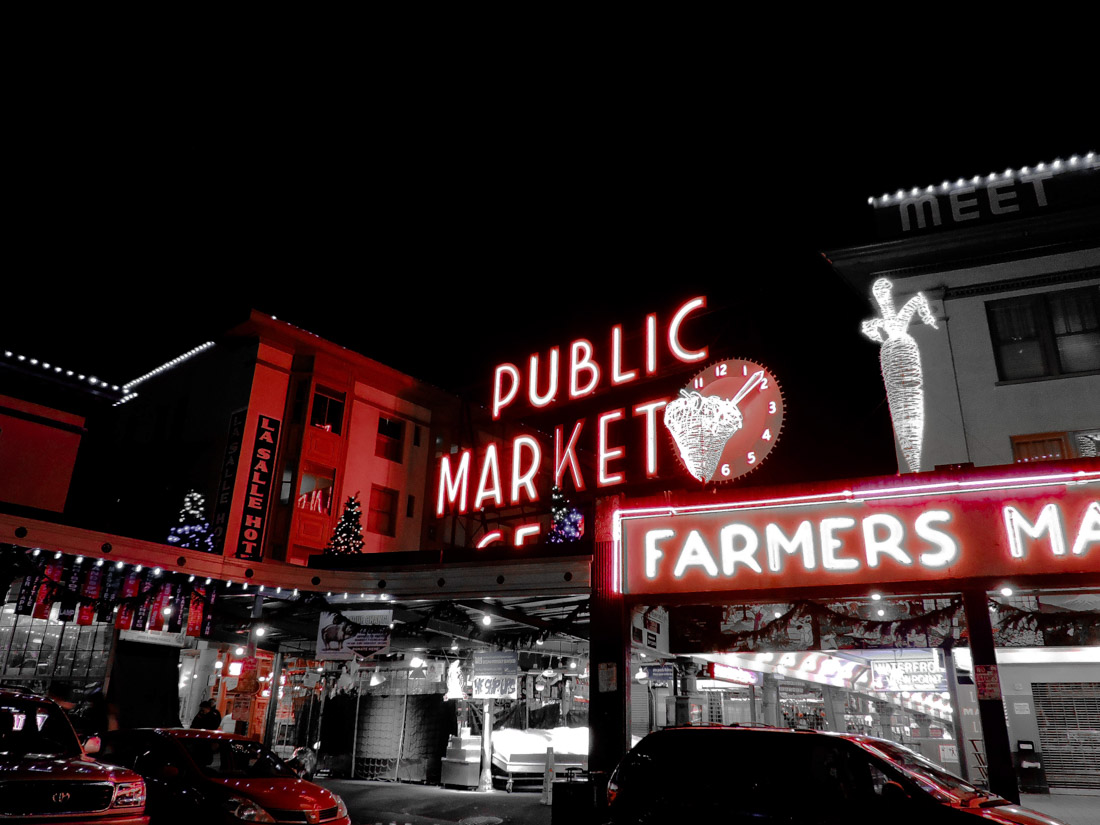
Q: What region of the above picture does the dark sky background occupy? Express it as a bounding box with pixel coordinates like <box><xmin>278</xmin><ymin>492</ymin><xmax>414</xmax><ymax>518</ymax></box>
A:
<box><xmin>5</xmin><ymin>88</ymin><xmax>1090</xmax><ymax>486</ymax></box>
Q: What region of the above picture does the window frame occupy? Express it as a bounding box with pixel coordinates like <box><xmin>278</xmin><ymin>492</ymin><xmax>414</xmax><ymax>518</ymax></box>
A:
<box><xmin>986</xmin><ymin>286</ymin><xmax>1100</xmax><ymax>383</ymax></box>
<box><xmin>309</xmin><ymin>387</ymin><xmax>346</xmax><ymax>435</ymax></box>
<box><xmin>366</xmin><ymin>484</ymin><xmax>399</xmax><ymax>538</ymax></box>
<box><xmin>375</xmin><ymin>415</ymin><xmax>405</xmax><ymax>463</ymax></box>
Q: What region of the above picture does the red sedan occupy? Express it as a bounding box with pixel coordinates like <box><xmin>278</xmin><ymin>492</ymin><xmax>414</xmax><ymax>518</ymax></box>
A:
<box><xmin>96</xmin><ymin>728</ymin><xmax>350</xmax><ymax>825</ymax></box>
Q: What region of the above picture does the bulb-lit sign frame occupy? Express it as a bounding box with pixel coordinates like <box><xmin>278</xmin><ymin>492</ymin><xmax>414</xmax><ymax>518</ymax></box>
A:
<box><xmin>614</xmin><ymin>467</ymin><xmax>1100</xmax><ymax>596</ymax></box>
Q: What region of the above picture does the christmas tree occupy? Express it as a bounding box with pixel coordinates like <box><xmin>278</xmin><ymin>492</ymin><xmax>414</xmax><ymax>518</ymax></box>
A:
<box><xmin>167</xmin><ymin>490</ymin><xmax>214</xmax><ymax>552</ymax></box>
<box><xmin>324</xmin><ymin>493</ymin><xmax>365</xmax><ymax>556</ymax></box>
<box><xmin>547</xmin><ymin>486</ymin><xmax>584</xmax><ymax>544</ymax></box>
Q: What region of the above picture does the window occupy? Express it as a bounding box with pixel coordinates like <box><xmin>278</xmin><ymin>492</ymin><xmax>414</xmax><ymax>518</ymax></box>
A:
<box><xmin>367</xmin><ymin>485</ymin><xmax>398</xmax><ymax>537</ymax></box>
<box><xmin>296</xmin><ymin>471</ymin><xmax>334</xmax><ymax>514</ymax></box>
<box><xmin>309</xmin><ymin>387</ymin><xmax>345</xmax><ymax>435</ymax></box>
<box><xmin>986</xmin><ymin>286</ymin><xmax>1100</xmax><ymax>381</ymax></box>
<box><xmin>1013</xmin><ymin>428</ymin><xmax>1100</xmax><ymax>463</ymax></box>
<box><xmin>376</xmin><ymin>416</ymin><xmax>404</xmax><ymax>463</ymax></box>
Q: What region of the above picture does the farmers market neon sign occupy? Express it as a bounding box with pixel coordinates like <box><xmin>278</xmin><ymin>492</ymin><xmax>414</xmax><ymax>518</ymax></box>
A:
<box><xmin>435</xmin><ymin>297</ymin><xmax>711</xmax><ymax>517</ymax></box>
<box><xmin>614</xmin><ymin>469</ymin><xmax>1100</xmax><ymax>595</ymax></box>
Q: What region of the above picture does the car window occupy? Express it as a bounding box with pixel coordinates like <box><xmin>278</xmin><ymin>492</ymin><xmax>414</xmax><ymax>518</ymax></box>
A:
<box><xmin>98</xmin><ymin>733</ymin><xmax>158</xmax><ymax>769</ymax></box>
<box><xmin>175</xmin><ymin>738</ymin><xmax>295</xmax><ymax>779</ymax></box>
<box><xmin>0</xmin><ymin>699</ymin><xmax>82</xmax><ymax>758</ymax></box>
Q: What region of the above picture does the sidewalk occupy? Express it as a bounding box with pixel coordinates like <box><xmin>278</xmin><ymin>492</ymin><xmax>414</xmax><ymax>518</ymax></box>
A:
<box><xmin>1020</xmin><ymin>793</ymin><xmax>1099</xmax><ymax>825</ymax></box>
<box><xmin>320</xmin><ymin>778</ymin><xmax>552</xmax><ymax>825</ymax></box>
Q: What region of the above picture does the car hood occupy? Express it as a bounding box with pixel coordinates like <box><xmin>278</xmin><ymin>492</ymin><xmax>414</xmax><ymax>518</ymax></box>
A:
<box><xmin>0</xmin><ymin>753</ymin><xmax>141</xmax><ymax>782</ymax></box>
<box><xmin>965</xmin><ymin>803</ymin><xmax>1068</xmax><ymax>825</ymax></box>
<box><xmin>206</xmin><ymin>776</ymin><xmax>337</xmax><ymax>810</ymax></box>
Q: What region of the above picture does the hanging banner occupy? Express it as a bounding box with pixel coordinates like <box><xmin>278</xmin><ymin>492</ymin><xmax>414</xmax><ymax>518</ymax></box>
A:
<box><xmin>130</xmin><ymin>570</ymin><xmax>158</xmax><ymax>631</ymax></box>
<box><xmin>33</xmin><ymin>558</ymin><xmax>64</xmax><ymax>619</ymax></box>
<box><xmin>187</xmin><ymin>586</ymin><xmax>206</xmax><ymax>636</ymax></box>
<box><xmin>211</xmin><ymin>409</ymin><xmax>247</xmax><ymax>555</ymax></box>
<box><xmin>115</xmin><ymin>568</ymin><xmax>142</xmax><ymax>629</ymax></box>
<box><xmin>316</xmin><ymin>610</ymin><xmax>392</xmax><ymax>660</ymax></box>
<box><xmin>15</xmin><ymin>560</ymin><xmax>44</xmax><ymax>616</ymax></box>
<box><xmin>201</xmin><ymin>585</ymin><xmax>217</xmax><ymax>638</ymax></box>
<box><xmin>167</xmin><ymin>582</ymin><xmax>187</xmax><ymax>634</ymax></box>
<box><xmin>97</xmin><ymin>566</ymin><xmax>123</xmax><ymax>624</ymax></box>
<box><xmin>472</xmin><ymin>651</ymin><xmax>519</xmax><ymax>699</ymax></box>
<box><xmin>58</xmin><ymin>556</ymin><xmax>79</xmax><ymax>622</ymax></box>
<box><xmin>235</xmin><ymin>415</ymin><xmax>280</xmax><ymax>561</ymax></box>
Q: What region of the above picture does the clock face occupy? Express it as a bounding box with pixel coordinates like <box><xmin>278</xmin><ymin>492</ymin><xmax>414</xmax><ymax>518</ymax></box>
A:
<box><xmin>663</xmin><ymin>357</ymin><xmax>785</xmax><ymax>483</ymax></box>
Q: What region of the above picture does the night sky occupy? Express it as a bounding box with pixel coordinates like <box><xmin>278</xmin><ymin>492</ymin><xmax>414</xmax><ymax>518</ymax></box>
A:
<box><xmin>6</xmin><ymin>113</ymin><xmax>1091</xmax><ymax>487</ymax></box>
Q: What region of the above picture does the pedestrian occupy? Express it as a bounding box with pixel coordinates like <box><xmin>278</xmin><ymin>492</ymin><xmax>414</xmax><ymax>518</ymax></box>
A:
<box><xmin>191</xmin><ymin>700</ymin><xmax>222</xmax><ymax>730</ymax></box>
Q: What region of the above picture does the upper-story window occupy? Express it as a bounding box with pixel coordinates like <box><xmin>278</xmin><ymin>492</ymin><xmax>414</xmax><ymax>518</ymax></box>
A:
<box><xmin>376</xmin><ymin>416</ymin><xmax>404</xmax><ymax>463</ymax></box>
<box><xmin>986</xmin><ymin>286</ymin><xmax>1100</xmax><ymax>381</ymax></box>
<box><xmin>310</xmin><ymin>387</ymin><xmax>345</xmax><ymax>435</ymax></box>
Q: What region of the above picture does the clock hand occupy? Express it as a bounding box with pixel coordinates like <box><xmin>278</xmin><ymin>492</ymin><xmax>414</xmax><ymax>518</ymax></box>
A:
<box><xmin>730</xmin><ymin>370</ymin><xmax>765</xmax><ymax>406</ymax></box>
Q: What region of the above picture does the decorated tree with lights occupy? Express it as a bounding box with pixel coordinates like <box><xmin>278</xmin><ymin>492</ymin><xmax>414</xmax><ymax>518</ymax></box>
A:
<box><xmin>861</xmin><ymin>278</ymin><xmax>938</xmax><ymax>474</ymax></box>
<box><xmin>547</xmin><ymin>486</ymin><xmax>584</xmax><ymax>544</ymax></box>
<box><xmin>166</xmin><ymin>490</ymin><xmax>214</xmax><ymax>552</ymax></box>
<box><xmin>324</xmin><ymin>493</ymin><xmax>364</xmax><ymax>556</ymax></box>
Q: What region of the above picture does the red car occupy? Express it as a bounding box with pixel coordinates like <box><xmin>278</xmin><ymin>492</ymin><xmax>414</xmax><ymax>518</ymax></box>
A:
<box><xmin>96</xmin><ymin>728</ymin><xmax>350</xmax><ymax>825</ymax></box>
<box><xmin>606</xmin><ymin>726</ymin><xmax>1068</xmax><ymax>824</ymax></box>
<box><xmin>0</xmin><ymin>688</ymin><xmax>148</xmax><ymax>825</ymax></box>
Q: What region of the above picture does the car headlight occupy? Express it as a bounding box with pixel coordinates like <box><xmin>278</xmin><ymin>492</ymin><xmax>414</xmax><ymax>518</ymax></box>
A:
<box><xmin>334</xmin><ymin>795</ymin><xmax>348</xmax><ymax>819</ymax></box>
<box><xmin>112</xmin><ymin>781</ymin><xmax>146</xmax><ymax>808</ymax></box>
<box><xmin>221</xmin><ymin>794</ymin><xmax>275</xmax><ymax>822</ymax></box>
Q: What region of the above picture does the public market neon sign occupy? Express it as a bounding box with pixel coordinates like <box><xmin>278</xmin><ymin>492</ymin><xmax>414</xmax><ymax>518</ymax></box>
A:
<box><xmin>614</xmin><ymin>469</ymin><xmax>1100</xmax><ymax>595</ymax></box>
<box><xmin>436</xmin><ymin>297</ymin><xmax>710</xmax><ymax>517</ymax></box>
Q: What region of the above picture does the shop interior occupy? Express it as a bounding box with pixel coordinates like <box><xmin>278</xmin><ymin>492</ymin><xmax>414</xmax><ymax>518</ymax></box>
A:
<box><xmin>629</xmin><ymin>590</ymin><xmax>1100</xmax><ymax>795</ymax></box>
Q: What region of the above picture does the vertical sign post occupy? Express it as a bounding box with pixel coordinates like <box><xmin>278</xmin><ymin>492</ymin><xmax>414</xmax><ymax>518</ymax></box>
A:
<box><xmin>236</xmin><ymin>415</ymin><xmax>280</xmax><ymax>561</ymax></box>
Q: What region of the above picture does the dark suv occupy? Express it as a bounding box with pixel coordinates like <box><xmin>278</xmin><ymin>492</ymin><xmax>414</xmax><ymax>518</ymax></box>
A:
<box><xmin>0</xmin><ymin>688</ymin><xmax>148</xmax><ymax>824</ymax></box>
<box><xmin>606</xmin><ymin>726</ymin><xmax>1066</xmax><ymax>825</ymax></box>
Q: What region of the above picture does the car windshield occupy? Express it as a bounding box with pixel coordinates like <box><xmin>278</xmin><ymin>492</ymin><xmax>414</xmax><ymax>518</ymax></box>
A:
<box><xmin>176</xmin><ymin>737</ymin><xmax>295</xmax><ymax>779</ymax></box>
<box><xmin>0</xmin><ymin>699</ymin><xmax>82</xmax><ymax>759</ymax></box>
<box><xmin>863</xmin><ymin>740</ymin><xmax>995</xmax><ymax>804</ymax></box>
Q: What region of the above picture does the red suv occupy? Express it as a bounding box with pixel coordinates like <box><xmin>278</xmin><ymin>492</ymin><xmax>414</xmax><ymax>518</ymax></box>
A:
<box><xmin>0</xmin><ymin>688</ymin><xmax>148</xmax><ymax>824</ymax></box>
<box><xmin>606</xmin><ymin>726</ymin><xmax>1067</xmax><ymax>824</ymax></box>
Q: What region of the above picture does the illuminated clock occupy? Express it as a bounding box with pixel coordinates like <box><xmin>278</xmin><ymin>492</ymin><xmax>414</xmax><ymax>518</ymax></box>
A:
<box><xmin>663</xmin><ymin>357</ymin><xmax>785</xmax><ymax>483</ymax></box>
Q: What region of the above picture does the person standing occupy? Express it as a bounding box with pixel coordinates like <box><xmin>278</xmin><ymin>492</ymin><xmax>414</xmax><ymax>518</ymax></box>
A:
<box><xmin>191</xmin><ymin>700</ymin><xmax>222</xmax><ymax>729</ymax></box>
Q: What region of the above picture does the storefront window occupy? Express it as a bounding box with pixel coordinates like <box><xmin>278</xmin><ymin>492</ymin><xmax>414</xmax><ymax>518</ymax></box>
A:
<box><xmin>296</xmin><ymin>471</ymin><xmax>334</xmax><ymax>514</ymax></box>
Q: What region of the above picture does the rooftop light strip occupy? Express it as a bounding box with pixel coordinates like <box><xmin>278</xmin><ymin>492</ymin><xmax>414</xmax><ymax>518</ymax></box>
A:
<box><xmin>1</xmin><ymin>349</ymin><xmax>121</xmax><ymax>391</ymax></box>
<box><xmin>866</xmin><ymin>151</ymin><xmax>1096</xmax><ymax>205</ymax></box>
<box><xmin>123</xmin><ymin>342</ymin><xmax>215</xmax><ymax>392</ymax></box>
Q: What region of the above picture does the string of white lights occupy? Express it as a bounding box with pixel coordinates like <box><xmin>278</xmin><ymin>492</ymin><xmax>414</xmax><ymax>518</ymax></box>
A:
<box><xmin>122</xmin><ymin>341</ymin><xmax>216</xmax><ymax>392</ymax></box>
<box><xmin>867</xmin><ymin>151</ymin><xmax>1096</xmax><ymax>205</ymax></box>
<box><xmin>1</xmin><ymin>349</ymin><xmax>120</xmax><ymax>391</ymax></box>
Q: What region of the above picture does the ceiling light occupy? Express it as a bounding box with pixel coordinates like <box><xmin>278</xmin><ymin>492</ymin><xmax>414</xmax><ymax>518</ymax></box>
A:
<box><xmin>1000</xmin><ymin>587</ymin><xmax>1014</xmax><ymax>597</ymax></box>
<box><xmin>235</xmin><ymin>647</ymin><xmax>245</xmax><ymax>656</ymax></box>
<box><xmin>482</xmin><ymin>615</ymin><xmax>492</xmax><ymax>626</ymax></box>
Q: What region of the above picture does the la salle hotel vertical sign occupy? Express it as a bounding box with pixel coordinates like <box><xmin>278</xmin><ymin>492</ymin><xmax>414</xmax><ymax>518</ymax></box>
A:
<box><xmin>235</xmin><ymin>415</ymin><xmax>280</xmax><ymax>560</ymax></box>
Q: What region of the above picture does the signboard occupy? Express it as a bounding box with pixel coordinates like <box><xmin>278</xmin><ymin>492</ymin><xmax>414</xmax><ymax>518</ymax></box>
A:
<box><xmin>119</xmin><ymin>628</ymin><xmax>186</xmax><ymax>647</ymax></box>
<box><xmin>472</xmin><ymin>651</ymin><xmax>518</xmax><ymax>700</ymax></box>
<box><xmin>211</xmin><ymin>410</ymin><xmax>246</xmax><ymax>554</ymax></box>
<box><xmin>316</xmin><ymin>610</ymin><xmax>392</xmax><ymax>661</ymax></box>
<box><xmin>974</xmin><ymin>665</ymin><xmax>1002</xmax><ymax>701</ymax></box>
<box><xmin>939</xmin><ymin>744</ymin><xmax>958</xmax><ymax>763</ymax></box>
<box><xmin>871</xmin><ymin>155</ymin><xmax>1099</xmax><ymax>239</ymax></box>
<box><xmin>870</xmin><ymin>651</ymin><xmax>947</xmax><ymax>693</ymax></box>
<box><xmin>436</xmin><ymin>297</ymin><xmax>716</xmax><ymax>520</ymax></box>
<box><xmin>645</xmin><ymin>665</ymin><xmax>675</xmax><ymax>683</ymax></box>
<box><xmin>617</xmin><ymin>469</ymin><xmax>1100</xmax><ymax>596</ymax></box>
<box><xmin>235</xmin><ymin>415</ymin><xmax>280</xmax><ymax>560</ymax></box>
<box><xmin>707</xmin><ymin>661</ymin><xmax>762</xmax><ymax>687</ymax></box>
<box><xmin>598</xmin><ymin>662</ymin><xmax>618</xmax><ymax>693</ymax></box>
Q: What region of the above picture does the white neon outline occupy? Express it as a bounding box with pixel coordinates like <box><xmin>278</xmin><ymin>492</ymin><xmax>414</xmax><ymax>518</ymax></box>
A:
<box><xmin>915</xmin><ymin>511</ymin><xmax>958</xmax><ymax>568</ymax></box>
<box><xmin>473</xmin><ymin>443</ymin><xmax>504</xmax><ymax>510</ymax></box>
<box><xmin>765</xmin><ymin>521</ymin><xmax>816</xmax><ymax>572</ymax></box>
<box><xmin>554</xmin><ymin>421</ymin><xmax>585</xmax><ymax>491</ymax></box>
<box><xmin>492</xmin><ymin>363</ymin><xmax>520</xmax><ymax>420</ymax></box>
<box><xmin>673</xmin><ymin>530</ymin><xmax>718</xmax><ymax>578</ymax></box>
<box><xmin>528</xmin><ymin>348</ymin><xmax>559</xmax><ymax>408</ymax></box>
<box><xmin>1004</xmin><ymin>503</ymin><xmax>1067</xmax><ymax>558</ymax></box>
<box><xmin>597</xmin><ymin>409</ymin><xmax>626</xmax><ymax>487</ymax></box>
<box><xmin>612</xmin><ymin>325</ymin><xmax>637</xmax><ymax>385</ymax></box>
<box><xmin>569</xmin><ymin>339</ymin><xmax>600</xmax><ymax>399</ymax></box>
<box><xmin>646</xmin><ymin>313</ymin><xmax>657</xmax><ymax>374</ymax></box>
<box><xmin>645</xmin><ymin>529</ymin><xmax>673</xmax><ymax>579</ymax></box>
<box><xmin>633</xmin><ymin>399</ymin><xmax>669</xmax><ymax>478</ymax></box>
<box><xmin>861</xmin><ymin>513</ymin><xmax>913</xmax><ymax>568</ymax></box>
<box><xmin>436</xmin><ymin>450</ymin><xmax>472</xmax><ymax>515</ymax></box>
<box><xmin>510</xmin><ymin>435</ymin><xmax>541</xmax><ymax>504</ymax></box>
<box><xmin>668</xmin><ymin>297</ymin><xmax>708</xmax><ymax>363</ymax></box>
<box><xmin>514</xmin><ymin>523</ymin><xmax>540</xmax><ymax>547</ymax></box>
<box><xmin>820</xmin><ymin>517</ymin><xmax>859</xmax><ymax>571</ymax></box>
<box><xmin>720</xmin><ymin>524</ymin><xmax>762</xmax><ymax>575</ymax></box>
<box><xmin>1071</xmin><ymin>501</ymin><xmax>1100</xmax><ymax>556</ymax></box>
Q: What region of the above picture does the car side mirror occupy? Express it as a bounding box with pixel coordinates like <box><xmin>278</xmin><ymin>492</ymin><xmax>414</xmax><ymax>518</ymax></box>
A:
<box><xmin>83</xmin><ymin>736</ymin><xmax>101</xmax><ymax>755</ymax></box>
<box><xmin>882</xmin><ymin>781</ymin><xmax>909</xmax><ymax>802</ymax></box>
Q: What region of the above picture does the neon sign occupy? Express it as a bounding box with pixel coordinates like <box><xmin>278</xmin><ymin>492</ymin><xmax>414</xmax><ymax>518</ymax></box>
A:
<box><xmin>615</xmin><ymin>469</ymin><xmax>1100</xmax><ymax>595</ymax></box>
<box><xmin>436</xmin><ymin>297</ymin><xmax>712</xmax><ymax>517</ymax></box>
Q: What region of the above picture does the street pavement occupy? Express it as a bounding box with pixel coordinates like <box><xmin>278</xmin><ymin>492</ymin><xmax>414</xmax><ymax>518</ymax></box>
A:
<box><xmin>318</xmin><ymin>779</ymin><xmax>1099</xmax><ymax>825</ymax></box>
<box><xmin>320</xmin><ymin>779</ymin><xmax>553</xmax><ymax>825</ymax></box>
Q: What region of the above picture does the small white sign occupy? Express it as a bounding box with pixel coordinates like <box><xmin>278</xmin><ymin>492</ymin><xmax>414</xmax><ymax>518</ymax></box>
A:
<box><xmin>939</xmin><ymin>744</ymin><xmax>958</xmax><ymax>763</ymax></box>
<box><xmin>472</xmin><ymin>675</ymin><xmax>518</xmax><ymax>700</ymax></box>
<box><xmin>598</xmin><ymin>662</ymin><xmax>618</xmax><ymax>693</ymax></box>
<box><xmin>1013</xmin><ymin>702</ymin><xmax>1031</xmax><ymax>715</ymax></box>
